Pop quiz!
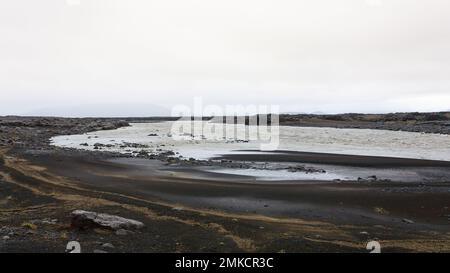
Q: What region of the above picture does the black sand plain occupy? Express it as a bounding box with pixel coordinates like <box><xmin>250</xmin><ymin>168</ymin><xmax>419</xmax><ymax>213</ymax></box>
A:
<box><xmin>0</xmin><ymin>114</ymin><xmax>449</xmax><ymax>253</ymax></box>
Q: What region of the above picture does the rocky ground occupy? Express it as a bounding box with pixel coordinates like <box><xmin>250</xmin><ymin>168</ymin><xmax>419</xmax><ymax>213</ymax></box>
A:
<box><xmin>0</xmin><ymin>116</ymin><xmax>129</xmax><ymax>148</ymax></box>
<box><xmin>278</xmin><ymin>112</ymin><xmax>450</xmax><ymax>134</ymax></box>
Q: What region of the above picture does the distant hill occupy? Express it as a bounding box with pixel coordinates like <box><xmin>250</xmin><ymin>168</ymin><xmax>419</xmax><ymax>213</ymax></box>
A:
<box><xmin>25</xmin><ymin>103</ymin><xmax>171</xmax><ymax>118</ymax></box>
<box><xmin>278</xmin><ymin>111</ymin><xmax>450</xmax><ymax>135</ymax></box>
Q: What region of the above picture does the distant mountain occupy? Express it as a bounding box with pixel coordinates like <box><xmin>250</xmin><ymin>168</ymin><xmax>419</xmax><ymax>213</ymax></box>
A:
<box><xmin>281</xmin><ymin>111</ymin><xmax>327</xmax><ymax>115</ymax></box>
<box><xmin>25</xmin><ymin>103</ymin><xmax>171</xmax><ymax>118</ymax></box>
<box><xmin>311</xmin><ymin>111</ymin><xmax>327</xmax><ymax>115</ymax></box>
<box><xmin>280</xmin><ymin>111</ymin><xmax>307</xmax><ymax>115</ymax></box>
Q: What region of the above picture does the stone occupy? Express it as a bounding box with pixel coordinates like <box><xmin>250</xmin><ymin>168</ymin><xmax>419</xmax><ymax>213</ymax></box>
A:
<box><xmin>402</xmin><ymin>218</ymin><xmax>415</xmax><ymax>224</ymax></box>
<box><xmin>71</xmin><ymin>210</ymin><xmax>144</xmax><ymax>231</ymax></box>
<box><xmin>102</xmin><ymin>243</ymin><xmax>115</xmax><ymax>249</ymax></box>
<box><xmin>367</xmin><ymin>175</ymin><xmax>378</xmax><ymax>181</ymax></box>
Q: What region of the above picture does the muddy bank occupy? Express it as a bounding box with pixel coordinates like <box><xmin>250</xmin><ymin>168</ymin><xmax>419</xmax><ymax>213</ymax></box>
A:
<box><xmin>213</xmin><ymin>150</ymin><xmax>450</xmax><ymax>168</ymax></box>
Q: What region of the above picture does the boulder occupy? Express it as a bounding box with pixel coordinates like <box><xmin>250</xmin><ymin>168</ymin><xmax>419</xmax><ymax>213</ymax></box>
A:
<box><xmin>71</xmin><ymin>210</ymin><xmax>144</xmax><ymax>230</ymax></box>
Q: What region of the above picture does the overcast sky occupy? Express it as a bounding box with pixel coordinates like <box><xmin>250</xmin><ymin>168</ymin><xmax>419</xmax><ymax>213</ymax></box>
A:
<box><xmin>1</xmin><ymin>0</ymin><xmax>450</xmax><ymax>116</ymax></box>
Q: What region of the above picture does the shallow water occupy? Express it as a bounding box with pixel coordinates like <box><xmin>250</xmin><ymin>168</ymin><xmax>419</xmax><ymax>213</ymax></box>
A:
<box><xmin>51</xmin><ymin>120</ymin><xmax>450</xmax><ymax>161</ymax></box>
<box><xmin>50</xmin><ymin>121</ymin><xmax>450</xmax><ymax>181</ymax></box>
<box><xmin>205</xmin><ymin>168</ymin><xmax>347</xmax><ymax>181</ymax></box>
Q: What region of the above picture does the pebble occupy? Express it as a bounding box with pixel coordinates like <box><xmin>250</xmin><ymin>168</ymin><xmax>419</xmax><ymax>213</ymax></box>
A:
<box><xmin>402</xmin><ymin>218</ymin><xmax>415</xmax><ymax>224</ymax></box>
<box><xmin>2</xmin><ymin>236</ymin><xmax>10</xmax><ymax>240</ymax></box>
<box><xmin>102</xmin><ymin>243</ymin><xmax>115</xmax><ymax>249</ymax></box>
